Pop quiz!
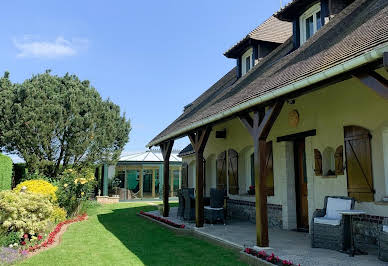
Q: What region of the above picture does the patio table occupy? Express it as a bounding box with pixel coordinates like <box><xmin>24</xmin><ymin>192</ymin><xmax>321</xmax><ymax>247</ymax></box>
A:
<box><xmin>339</xmin><ymin>210</ymin><xmax>367</xmax><ymax>257</ymax></box>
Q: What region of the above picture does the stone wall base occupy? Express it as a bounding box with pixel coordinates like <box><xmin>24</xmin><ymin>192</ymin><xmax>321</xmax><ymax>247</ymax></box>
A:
<box><xmin>96</xmin><ymin>196</ymin><xmax>120</xmax><ymax>204</ymax></box>
<box><xmin>226</xmin><ymin>199</ymin><xmax>282</xmax><ymax>228</ymax></box>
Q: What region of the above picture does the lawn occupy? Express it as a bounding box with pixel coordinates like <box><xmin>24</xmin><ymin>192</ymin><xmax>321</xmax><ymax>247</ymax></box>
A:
<box><xmin>18</xmin><ymin>202</ymin><xmax>246</xmax><ymax>266</ymax></box>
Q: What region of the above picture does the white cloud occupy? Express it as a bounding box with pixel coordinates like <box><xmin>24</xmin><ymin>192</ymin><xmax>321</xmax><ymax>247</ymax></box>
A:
<box><xmin>13</xmin><ymin>36</ymin><xmax>88</xmax><ymax>58</ymax></box>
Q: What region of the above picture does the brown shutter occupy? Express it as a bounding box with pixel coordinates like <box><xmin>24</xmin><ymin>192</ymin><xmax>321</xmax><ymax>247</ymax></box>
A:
<box><xmin>228</xmin><ymin>149</ymin><xmax>239</xmax><ymax>195</ymax></box>
<box><xmin>335</xmin><ymin>145</ymin><xmax>344</xmax><ymax>175</ymax></box>
<box><xmin>314</xmin><ymin>149</ymin><xmax>322</xmax><ymax>176</ymax></box>
<box><xmin>216</xmin><ymin>151</ymin><xmax>227</xmax><ymax>191</ymax></box>
<box><xmin>264</xmin><ymin>141</ymin><xmax>274</xmax><ymax>196</ymax></box>
<box><xmin>181</xmin><ymin>162</ymin><xmax>188</xmax><ymax>188</ymax></box>
<box><xmin>344</xmin><ymin>126</ymin><xmax>374</xmax><ymax>202</ymax></box>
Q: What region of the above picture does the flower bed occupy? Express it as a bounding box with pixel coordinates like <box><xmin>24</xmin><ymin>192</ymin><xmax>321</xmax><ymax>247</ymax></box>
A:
<box><xmin>139</xmin><ymin>211</ymin><xmax>185</xmax><ymax>229</ymax></box>
<box><xmin>25</xmin><ymin>213</ymin><xmax>88</xmax><ymax>253</ymax></box>
<box><xmin>244</xmin><ymin>248</ymin><xmax>298</xmax><ymax>266</ymax></box>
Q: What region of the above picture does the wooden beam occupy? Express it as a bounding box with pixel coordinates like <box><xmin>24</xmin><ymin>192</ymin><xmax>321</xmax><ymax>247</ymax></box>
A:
<box><xmin>239</xmin><ymin>101</ymin><xmax>284</xmax><ymax>247</ymax></box>
<box><xmin>354</xmin><ymin>72</ymin><xmax>388</xmax><ymax>100</ymax></box>
<box><xmin>277</xmin><ymin>129</ymin><xmax>316</xmax><ymax>142</ymax></box>
<box><xmin>160</xmin><ymin>140</ymin><xmax>174</xmax><ymax>217</ymax></box>
<box><xmin>188</xmin><ymin>126</ymin><xmax>212</xmax><ymax>228</ymax></box>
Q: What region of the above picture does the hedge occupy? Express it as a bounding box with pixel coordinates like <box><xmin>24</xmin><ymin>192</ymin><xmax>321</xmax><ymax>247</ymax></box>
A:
<box><xmin>0</xmin><ymin>153</ymin><xmax>13</xmax><ymax>190</ymax></box>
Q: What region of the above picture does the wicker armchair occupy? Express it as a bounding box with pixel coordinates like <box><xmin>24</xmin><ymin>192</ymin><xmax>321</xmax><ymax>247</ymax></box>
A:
<box><xmin>183</xmin><ymin>188</ymin><xmax>195</xmax><ymax>220</ymax></box>
<box><xmin>177</xmin><ymin>189</ymin><xmax>185</xmax><ymax>218</ymax></box>
<box><xmin>311</xmin><ymin>196</ymin><xmax>355</xmax><ymax>251</ymax></box>
<box><xmin>204</xmin><ymin>188</ymin><xmax>226</xmax><ymax>224</ymax></box>
<box><xmin>379</xmin><ymin>217</ymin><xmax>388</xmax><ymax>262</ymax></box>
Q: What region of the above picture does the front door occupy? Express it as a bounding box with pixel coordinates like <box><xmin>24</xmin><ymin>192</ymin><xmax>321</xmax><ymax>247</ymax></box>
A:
<box><xmin>294</xmin><ymin>139</ymin><xmax>309</xmax><ymax>231</ymax></box>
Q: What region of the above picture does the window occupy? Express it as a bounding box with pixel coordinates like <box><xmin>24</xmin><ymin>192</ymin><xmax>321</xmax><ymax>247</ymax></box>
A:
<box><xmin>246</xmin><ymin>56</ymin><xmax>251</xmax><ymax>72</ymax></box>
<box><xmin>241</xmin><ymin>48</ymin><xmax>253</xmax><ymax>75</ymax></box>
<box><xmin>299</xmin><ymin>3</ymin><xmax>322</xmax><ymax>45</ymax></box>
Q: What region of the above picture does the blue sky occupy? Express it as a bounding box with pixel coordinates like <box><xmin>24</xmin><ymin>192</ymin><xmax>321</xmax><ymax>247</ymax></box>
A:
<box><xmin>1</xmin><ymin>0</ymin><xmax>290</xmax><ymax>159</ymax></box>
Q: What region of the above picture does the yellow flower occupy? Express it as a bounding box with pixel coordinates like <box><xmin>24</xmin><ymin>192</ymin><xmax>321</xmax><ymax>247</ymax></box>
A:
<box><xmin>81</xmin><ymin>192</ymin><xmax>85</xmax><ymax>196</ymax></box>
<box><xmin>64</xmin><ymin>184</ymin><xmax>68</xmax><ymax>188</ymax></box>
<box><xmin>74</xmin><ymin>179</ymin><xmax>79</xmax><ymax>184</ymax></box>
<box><xmin>79</xmin><ymin>178</ymin><xmax>87</xmax><ymax>185</ymax></box>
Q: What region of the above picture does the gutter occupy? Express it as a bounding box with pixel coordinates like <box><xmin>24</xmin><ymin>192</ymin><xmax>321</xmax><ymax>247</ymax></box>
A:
<box><xmin>147</xmin><ymin>42</ymin><xmax>388</xmax><ymax>148</ymax></box>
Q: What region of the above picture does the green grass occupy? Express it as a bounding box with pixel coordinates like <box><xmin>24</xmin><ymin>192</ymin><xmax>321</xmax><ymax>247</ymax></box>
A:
<box><xmin>18</xmin><ymin>202</ymin><xmax>246</xmax><ymax>266</ymax></box>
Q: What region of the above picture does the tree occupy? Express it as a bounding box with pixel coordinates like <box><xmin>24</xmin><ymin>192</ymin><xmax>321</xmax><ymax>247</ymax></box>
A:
<box><xmin>0</xmin><ymin>70</ymin><xmax>131</xmax><ymax>177</ymax></box>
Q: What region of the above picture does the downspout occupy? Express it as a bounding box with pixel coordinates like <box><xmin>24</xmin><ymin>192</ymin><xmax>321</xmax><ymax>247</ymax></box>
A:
<box><xmin>147</xmin><ymin>42</ymin><xmax>388</xmax><ymax>148</ymax></box>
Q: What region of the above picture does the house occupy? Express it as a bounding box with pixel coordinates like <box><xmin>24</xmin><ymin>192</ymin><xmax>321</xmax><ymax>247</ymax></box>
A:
<box><xmin>147</xmin><ymin>0</ymin><xmax>388</xmax><ymax>249</ymax></box>
<box><xmin>101</xmin><ymin>149</ymin><xmax>182</xmax><ymax>200</ymax></box>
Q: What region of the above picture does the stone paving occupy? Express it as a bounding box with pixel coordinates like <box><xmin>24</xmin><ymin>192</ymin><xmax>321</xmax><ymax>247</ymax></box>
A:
<box><xmin>146</xmin><ymin>207</ymin><xmax>387</xmax><ymax>266</ymax></box>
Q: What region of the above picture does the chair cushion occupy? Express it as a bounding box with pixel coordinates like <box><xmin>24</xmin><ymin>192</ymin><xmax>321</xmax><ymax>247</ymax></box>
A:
<box><xmin>204</xmin><ymin>206</ymin><xmax>223</xmax><ymax>211</ymax></box>
<box><xmin>314</xmin><ymin>217</ymin><xmax>341</xmax><ymax>226</ymax></box>
<box><xmin>383</xmin><ymin>225</ymin><xmax>388</xmax><ymax>233</ymax></box>
<box><xmin>325</xmin><ymin>197</ymin><xmax>352</xmax><ymax>220</ymax></box>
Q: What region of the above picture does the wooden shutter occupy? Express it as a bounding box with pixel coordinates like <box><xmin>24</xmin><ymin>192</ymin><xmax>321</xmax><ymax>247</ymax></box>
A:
<box><xmin>264</xmin><ymin>142</ymin><xmax>274</xmax><ymax>196</ymax></box>
<box><xmin>228</xmin><ymin>149</ymin><xmax>239</xmax><ymax>195</ymax></box>
<box><xmin>216</xmin><ymin>151</ymin><xmax>227</xmax><ymax>191</ymax></box>
<box><xmin>344</xmin><ymin>126</ymin><xmax>374</xmax><ymax>202</ymax></box>
<box><xmin>314</xmin><ymin>149</ymin><xmax>322</xmax><ymax>176</ymax></box>
<box><xmin>181</xmin><ymin>162</ymin><xmax>188</xmax><ymax>188</ymax></box>
<box><xmin>335</xmin><ymin>145</ymin><xmax>344</xmax><ymax>175</ymax></box>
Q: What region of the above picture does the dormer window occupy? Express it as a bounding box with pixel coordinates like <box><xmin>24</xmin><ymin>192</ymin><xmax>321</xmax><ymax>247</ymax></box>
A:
<box><xmin>241</xmin><ymin>48</ymin><xmax>253</xmax><ymax>75</ymax></box>
<box><xmin>299</xmin><ymin>3</ymin><xmax>322</xmax><ymax>45</ymax></box>
<box><xmin>246</xmin><ymin>56</ymin><xmax>251</xmax><ymax>72</ymax></box>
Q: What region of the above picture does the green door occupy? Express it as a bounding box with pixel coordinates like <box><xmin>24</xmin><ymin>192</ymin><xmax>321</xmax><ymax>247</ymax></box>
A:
<box><xmin>127</xmin><ymin>170</ymin><xmax>138</xmax><ymax>190</ymax></box>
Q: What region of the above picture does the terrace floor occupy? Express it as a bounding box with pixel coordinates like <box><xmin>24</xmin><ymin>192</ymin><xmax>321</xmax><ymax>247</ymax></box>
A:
<box><xmin>146</xmin><ymin>207</ymin><xmax>387</xmax><ymax>266</ymax></box>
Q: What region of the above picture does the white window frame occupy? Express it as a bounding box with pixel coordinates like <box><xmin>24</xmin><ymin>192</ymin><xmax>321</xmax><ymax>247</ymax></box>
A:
<box><xmin>299</xmin><ymin>2</ymin><xmax>321</xmax><ymax>45</ymax></box>
<box><xmin>241</xmin><ymin>47</ymin><xmax>253</xmax><ymax>75</ymax></box>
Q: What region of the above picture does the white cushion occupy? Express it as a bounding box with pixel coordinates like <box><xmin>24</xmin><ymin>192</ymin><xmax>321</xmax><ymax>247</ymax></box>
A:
<box><xmin>325</xmin><ymin>197</ymin><xmax>352</xmax><ymax>220</ymax></box>
<box><xmin>204</xmin><ymin>206</ymin><xmax>223</xmax><ymax>211</ymax></box>
<box><xmin>383</xmin><ymin>225</ymin><xmax>388</xmax><ymax>233</ymax></box>
<box><xmin>314</xmin><ymin>217</ymin><xmax>341</xmax><ymax>226</ymax></box>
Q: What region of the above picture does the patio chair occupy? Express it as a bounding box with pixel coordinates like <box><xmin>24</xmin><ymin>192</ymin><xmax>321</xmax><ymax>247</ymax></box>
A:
<box><xmin>204</xmin><ymin>188</ymin><xmax>226</xmax><ymax>224</ymax></box>
<box><xmin>311</xmin><ymin>196</ymin><xmax>355</xmax><ymax>251</ymax></box>
<box><xmin>183</xmin><ymin>188</ymin><xmax>195</xmax><ymax>220</ymax></box>
<box><xmin>378</xmin><ymin>217</ymin><xmax>388</xmax><ymax>262</ymax></box>
<box><xmin>177</xmin><ymin>189</ymin><xmax>185</xmax><ymax>218</ymax></box>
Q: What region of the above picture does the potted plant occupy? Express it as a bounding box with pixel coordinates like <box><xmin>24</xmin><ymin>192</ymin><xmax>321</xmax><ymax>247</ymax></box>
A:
<box><xmin>248</xmin><ymin>185</ymin><xmax>255</xmax><ymax>195</ymax></box>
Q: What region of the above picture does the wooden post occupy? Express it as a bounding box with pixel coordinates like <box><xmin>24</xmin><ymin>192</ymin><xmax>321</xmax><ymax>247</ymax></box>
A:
<box><xmin>152</xmin><ymin>169</ymin><xmax>156</xmax><ymax>198</ymax></box>
<box><xmin>170</xmin><ymin>169</ymin><xmax>174</xmax><ymax>197</ymax></box>
<box><xmin>160</xmin><ymin>140</ymin><xmax>174</xmax><ymax>217</ymax></box>
<box><xmin>179</xmin><ymin>166</ymin><xmax>182</xmax><ymax>189</ymax></box>
<box><xmin>354</xmin><ymin>72</ymin><xmax>388</xmax><ymax>100</ymax></box>
<box><xmin>239</xmin><ymin>102</ymin><xmax>284</xmax><ymax>247</ymax></box>
<box><xmin>188</xmin><ymin>126</ymin><xmax>212</xmax><ymax>228</ymax></box>
<box><xmin>139</xmin><ymin>167</ymin><xmax>144</xmax><ymax>198</ymax></box>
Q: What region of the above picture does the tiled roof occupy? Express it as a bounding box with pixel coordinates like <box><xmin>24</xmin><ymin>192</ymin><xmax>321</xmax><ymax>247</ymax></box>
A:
<box><xmin>224</xmin><ymin>16</ymin><xmax>292</xmax><ymax>58</ymax></box>
<box><xmin>178</xmin><ymin>144</ymin><xmax>194</xmax><ymax>157</ymax></box>
<box><xmin>148</xmin><ymin>0</ymin><xmax>388</xmax><ymax>147</ymax></box>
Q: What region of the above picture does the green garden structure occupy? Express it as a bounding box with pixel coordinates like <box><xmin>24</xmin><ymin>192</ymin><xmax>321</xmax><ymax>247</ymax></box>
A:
<box><xmin>103</xmin><ymin>149</ymin><xmax>182</xmax><ymax>200</ymax></box>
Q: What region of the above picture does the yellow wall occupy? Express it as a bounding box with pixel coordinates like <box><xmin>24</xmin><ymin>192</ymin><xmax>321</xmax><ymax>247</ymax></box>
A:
<box><xmin>182</xmin><ymin>73</ymin><xmax>388</xmax><ymax>218</ymax></box>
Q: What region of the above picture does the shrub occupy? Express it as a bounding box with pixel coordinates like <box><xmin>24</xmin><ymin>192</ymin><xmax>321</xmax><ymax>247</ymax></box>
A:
<box><xmin>0</xmin><ymin>232</ymin><xmax>20</xmax><ymax>247</ymax></box>
<box><xmin>50</xmin><ymin>206</ymin><xmax>67</xmax><ymax>223</ymax></box>
<box><xmin>0</xmin><ymin>154</ymin><xmax>13</xmax><ymax>191</ymax></box>
<box><xmin>14</xmin><ymin>179</ymin><xmax>58</xmax><ymax>202</ymax></box>
<box><xmin>57</xmin><ymin>168</ymin><xmax>96</xmax><ymax>215</ymax></box>
<box><xmin>12</xmin><ymin>163</ymin><xmax>27</xmax><ymax>188</ymax></box>
<box><xmin>0</xmin><ymin>190</ymin><xmax>54</xmax><ymax>235</ymax></box>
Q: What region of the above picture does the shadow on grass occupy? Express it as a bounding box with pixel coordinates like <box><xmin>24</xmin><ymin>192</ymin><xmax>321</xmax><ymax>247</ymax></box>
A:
<box><xmin>97</xmin><ymin>203</ymin><xmax>246</xmax><ymax>266</ymax></box>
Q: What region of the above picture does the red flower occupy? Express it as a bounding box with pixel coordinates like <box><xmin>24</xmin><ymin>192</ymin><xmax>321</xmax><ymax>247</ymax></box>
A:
<box><xmin>38</xmin><ymin>235</ymin><xmax>43</xmax><ymax>240</ymax></box>
<box><xmin>24</xmin><ymin>234</ymin><xmax>29</xmax><ymax>239</ymax></box>
<box><xmin>21</xmin><ymin>241</ymin><xmax>26</xmax><ymax>245</ymax></box>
